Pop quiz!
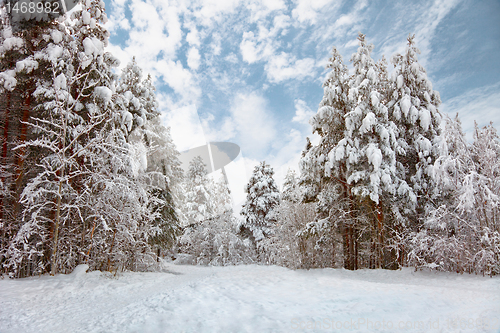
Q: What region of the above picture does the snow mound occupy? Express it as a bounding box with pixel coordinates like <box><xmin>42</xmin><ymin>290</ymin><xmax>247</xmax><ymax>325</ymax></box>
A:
<box><xmin>70</xmin><ymin>264</ymin><xmax>89</xmax><ymax>278</ymax></box>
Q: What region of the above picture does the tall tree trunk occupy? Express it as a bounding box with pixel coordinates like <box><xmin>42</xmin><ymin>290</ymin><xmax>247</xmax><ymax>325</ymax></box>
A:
<box><xmin>13</xmin><ymin>90</ymin><xmax>32</xmax><ymax>218</ymax></box>
<box><xmin>0</xmin><ymin>90</ymin><xmax>10</xmax><ymax>251</ymax></box>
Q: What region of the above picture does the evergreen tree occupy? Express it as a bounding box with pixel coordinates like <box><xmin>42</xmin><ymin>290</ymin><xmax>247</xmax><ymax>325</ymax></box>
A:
<box><xmin>210</xmin><ymin>175</ymin><xmax>232</xmax><ymax>216</ymax></box>
<box><xmin>388</xmin><ymin>34</ymin><xmax>442</xmax><ymax>217</ymax></box>
<box><xmin>183</xmin><ymin>156</ymin><xmax>215</xmax><ymax>225</ymax></box>
<box><xmin>240</xmin><ymin>161</ymin><xmax>280</xmax><ymax>242</ymax></box>
<box><xmin>177</xmin><ymin>211</ymin><xmax>257</xmax><ymax>266</ymax></box>
<box><xmin>282</xmin><ymin>168</ymin><xmax>300</xmax><ymax>203</ymax></box>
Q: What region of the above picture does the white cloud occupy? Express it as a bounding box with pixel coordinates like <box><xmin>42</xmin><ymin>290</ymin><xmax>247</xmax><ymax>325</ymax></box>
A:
<box><xmin>193</xmin><ymin>0</ymin><xmax>241</xmax><ymax>27</ymax></box>
<box><xmin>440</xmin><ymin>83</ymin><xmax>500</xmax><ymax>141</ymax></box>
<box><xmin>201</xmin><ymin>115</ymin><xmax>237</xmax><ymax>143</ymax></box>
<box><xmin>185</xmin><ymin>24</ymin><xmax>201</xmax><ymax>46</ymax></box>
<box><xmin>265</xmin><ymin>52</ymin><xmax>317</xmax><ymax>83</ymax></box>
<box><xmin>230</xmin><ymin>92</ymin><xmax>276</xmax><ymax>157</ymax></box>
<box><xmin>161</xmin><ymin>103</ymin><xmax>206</xmax><ymax>152</ymax></box>
<box><xmin>291</xmin><ymin>0</ymin><xmax>335</xmax><ymax>24</ymax></box>
<box><xmin>105</xmin><ymin>1</ymin><xmax>129</xmax><ymax>33</ymax></box>
<box><xmin>292</xmin><ymin>99</ymin><xmax>315</xmax><ymax>124</ymax></box>
<box><xmin>187</xmin><ymin>47</ymin><xmax>201</xmax><ymax>70</ymax></box>
<box><xmin>155</xmin><ymin>59</ymin><xmax>201</xmax><ymax>101</ymax></box>
<box><xmin>224</xmin><ymin>53</ymin><xmax>239</xmax><ymax>63</ymax></box>
<box><xmin>377</xmin><ymin>0</ymin><xmax>462</xmax><ymax>69</ymax></box>
<box><xmin>239</xmin><ymin>31</ymin><xmax>275</xmax><ymax>64</ymax></box>
<box><xmin>246</xmin><ymin>0</ymin><xmax>286</xmax><ymax>22</ymax></box>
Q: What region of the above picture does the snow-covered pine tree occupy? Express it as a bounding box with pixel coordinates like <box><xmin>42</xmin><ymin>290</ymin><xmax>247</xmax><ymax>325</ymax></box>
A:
<box><xmin>117</xmin><ymin>59</ymin><xmax>182</xmax><ymax>256</ymax></box>
<box><xmin>388</xmin><ymin>34</ymin><xmax>442</xmax><ymax>219</ymax></box>
<box><xmin>338</xmin><ymin>33</ymin><xmax>401</xmax><ymax>269</ymax></box>
<box><xmin>2</xmin><ymin>0</ymin><xmax>178</xmax><ymax>276</ymax></box>
<box><xmin>260</xmin><ymin>187</ymin><xmax>317</xmax><ymax>268</ymax></box>
<box><xmin>299</xmin><ymin>47</ymin><xmax>350</xmax><ymax>205</ymax></box>
<box><xmin>116</xmin><ymin>58</ymin><xmax>159</xmax><ymax>136</ymax></box>
<box><xmin>298</xmin><ymin>46</ymin><xmax>357</xmax><ymax>269</ymax></box>
<box><xmin>240</xmin><ymin>161</ymin><xmax>280</xmax><ymax>243</ymax></box>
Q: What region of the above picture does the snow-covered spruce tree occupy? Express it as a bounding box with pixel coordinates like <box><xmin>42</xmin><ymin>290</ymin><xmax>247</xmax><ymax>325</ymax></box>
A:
<box><xmin>281</xmin><ymin>168</ymin><xmax>300</xmax><ymax>203</ymax></box>
<box><xmin>240</xmin><ymin>161</ymin><xmax>280</xmax><ymax>244</ymax></box>
<box><xmin>141</xmin><ymin>116</ymin><xmax>183</xmax><ymax>252</ymax></box>
<box><xmin>409</xmin><ymin>116</ymin><xmax>500</xmax><ymax>275</ymax></box>
<box><xmin>209</xmin><ymin>175</ymin><xmax>233</xmax><ymax>217</ymax></box>
<box><xmin>182</xmin><ymin>156</ymin><xmax>216</xmax><ymax>225</ymax></box>
<box><xmin>116</xmin><ymin>58</ymin><xmax>159</xmax><ymax>136</ymax></box>
<box><xmin>299</xmin><ymin>47</ymin><xmax>350</xmax><ymax>205</ymax></box>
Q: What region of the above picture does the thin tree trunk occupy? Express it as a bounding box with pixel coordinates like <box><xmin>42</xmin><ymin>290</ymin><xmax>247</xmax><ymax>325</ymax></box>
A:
<box><xmin>50</xmin><ymin>179</ymin><xmax>63</xmax><ymax>276</ymax></box>
<box><xmin>107</xmin><ymin>228</ymin><xmax>117</xmax><ymax>272</ymax></box>
<box><xmin>50</xmin><ymin>108</ymin><xmax>67</xmax><ymax>276</ymax></box>
<box><xmin>375</xmin><ymin>202</ymin><xmax>384</xmax><ymax>268</ymax></box>
<box><xmin>85</xmin><ymin>217</ymin><xmax>96</xmax><ymax>263</ymax></box>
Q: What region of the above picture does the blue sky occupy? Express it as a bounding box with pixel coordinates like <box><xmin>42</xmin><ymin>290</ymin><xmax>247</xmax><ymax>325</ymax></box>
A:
<box><xmin>102</xmin><ymin>0</ymin><xmax>500</xmax><ymax>206</ymax></box>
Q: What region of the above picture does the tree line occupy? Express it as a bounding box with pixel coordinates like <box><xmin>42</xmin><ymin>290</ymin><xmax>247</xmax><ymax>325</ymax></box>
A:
<box><xmin>236</xmin><ymin>34</ymin><xmax>499</xmax><ymax>276</ymax></box>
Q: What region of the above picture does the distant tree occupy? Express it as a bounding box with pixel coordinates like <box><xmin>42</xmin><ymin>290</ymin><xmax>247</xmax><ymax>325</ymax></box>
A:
<box><xmin>281</xmin><ymin>168</ymin><xmax>300</xmax><ymax>203</ymax></box>
<box><xmin>240</xmin><ymin>161</ymin><xmax>280</xmax><ymax>243</ymax></box>
<box><xmin>177</xmin><ymin>212</ymin><xmax>257</xmax><ymax>266</ymax></box>
<box><xmin>182</xmin><ymin>156</ymin><xmax>216</xmax><ymax>225</ymax></box>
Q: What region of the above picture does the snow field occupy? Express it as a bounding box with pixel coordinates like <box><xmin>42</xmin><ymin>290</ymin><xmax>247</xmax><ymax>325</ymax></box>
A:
<box><xmin>0</xmin><ymin>263</ymin><xmax>499</xmax><ymax>333</ymax></box>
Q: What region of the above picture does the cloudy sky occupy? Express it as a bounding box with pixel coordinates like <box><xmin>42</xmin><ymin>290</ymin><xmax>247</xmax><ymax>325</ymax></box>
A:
<box><xmin>102</xmin><ymin>0</ymin><xmax>500</xmax><ymax>207</ymax></box>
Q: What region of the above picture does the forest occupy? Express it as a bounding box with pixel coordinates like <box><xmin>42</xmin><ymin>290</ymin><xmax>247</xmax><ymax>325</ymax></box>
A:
<box><xmin>0</xmin><ymin>1</ymin><xmax>499</xmax><ymax>279</ymax></box>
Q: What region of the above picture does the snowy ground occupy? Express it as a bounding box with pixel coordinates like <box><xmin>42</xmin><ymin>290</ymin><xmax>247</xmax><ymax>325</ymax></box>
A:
<box><xmin>1</xmin><ymin>263</ymin><xmax>499</xmax><ymax>333</ymax></box>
